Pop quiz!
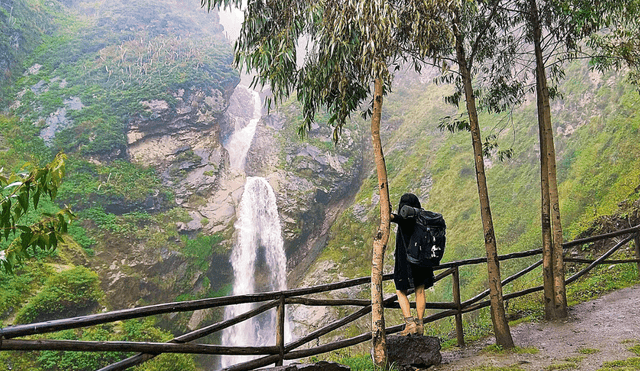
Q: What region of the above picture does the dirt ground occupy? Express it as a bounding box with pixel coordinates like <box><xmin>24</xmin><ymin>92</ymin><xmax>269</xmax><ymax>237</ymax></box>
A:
<box><xmin>430</xmin><ymin>284</ymin><xmax>640</xmax><ymax>371</ymax></box>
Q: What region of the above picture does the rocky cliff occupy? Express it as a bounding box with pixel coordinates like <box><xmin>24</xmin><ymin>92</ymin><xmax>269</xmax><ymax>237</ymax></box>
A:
<box><xmin>0</xmin><ymin>0</ymin><xmax>368</xmax><ymax>343</ymax></box>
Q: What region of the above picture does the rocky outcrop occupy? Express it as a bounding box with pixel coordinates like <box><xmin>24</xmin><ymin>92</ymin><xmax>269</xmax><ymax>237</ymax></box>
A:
<box><xmin>128</xmin><ymin>88</ymin><xmax>230</xmax><ymax>196</ymax></box>
<box><xmin>387</xmin><ymin>335</ymin><xmax>442</xmax><ymax>370</ymax></box>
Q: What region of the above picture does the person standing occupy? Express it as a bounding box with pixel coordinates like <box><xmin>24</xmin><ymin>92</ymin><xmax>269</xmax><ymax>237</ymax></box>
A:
<box><xmin>391</xmin><ymin>193</ymin><xmax>436</xmax><ymax>336</ymax></box>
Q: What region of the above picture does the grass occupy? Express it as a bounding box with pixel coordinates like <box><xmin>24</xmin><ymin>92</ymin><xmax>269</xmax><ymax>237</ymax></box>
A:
<box><xmin>597</xmin><ymin>358</ymin><xmax>640</xmax><ymax>370</ymax></box>
<box><xmin>630</xmin><ymin>344</ymin><xmax>640</xmax><ymax>357</ymax></box>
<box><xmin>578</xmin><ymin>347</ymin><xmax>601</xmax><ymax>354</ymax></box>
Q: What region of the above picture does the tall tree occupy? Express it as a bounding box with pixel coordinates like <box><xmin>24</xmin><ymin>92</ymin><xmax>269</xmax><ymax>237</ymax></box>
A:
<box><xmin>508</xmin><ymin>0</ymin><xmax>636</xmax><ymax>319</ymax></box>
<box><xmin>524</xmin><ymin>0</ymin><xmax>567</xmax><ymax>320</ymax></box>
<box><xmin>438</xmin><ymin>0</ymin><xmax>516</xmax><ymax>348</ymax></box>
<box><xmin>202</xmin><ymin>0</ymin><xmax>456</xmax><ymax>365</ymax></box>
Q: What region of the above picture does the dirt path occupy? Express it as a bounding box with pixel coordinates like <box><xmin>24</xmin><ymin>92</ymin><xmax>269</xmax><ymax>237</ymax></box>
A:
<box><xmin>431</xmin><ymin>284</ymin><xmax>640</xmax><ymax>371</ymax></box>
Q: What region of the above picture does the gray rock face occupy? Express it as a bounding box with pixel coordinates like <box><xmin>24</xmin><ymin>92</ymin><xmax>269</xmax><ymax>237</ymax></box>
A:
<box><xmin>126</xmin><ymin>85</ymin><xmax>235</xmax><ymax>233</ymax></box>
<box><xmin>265</xmin><ymin>361</ymin><xmax>350</xmax><ymax>371</ymax></box>
<box><xmin>244</xmin><ymin>110</ymin><xmax>365</xmax><ymax>283</ymax></box>
<box><xmin>387</xmin><ymin>335</ymin><xmax>442</xmax><ymax>370</ymax></box>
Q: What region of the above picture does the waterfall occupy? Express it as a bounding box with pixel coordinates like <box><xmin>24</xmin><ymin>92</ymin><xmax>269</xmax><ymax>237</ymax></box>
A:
<box><xmin>224</xmin><ymin>86</ymin><xmax>261</xmax><ymax>170</ymax></box>
<box><xmin>220</xmin><ymin>177</ymin><xmax>291</xmax><ymax>368</ymax></box>
<box><xmin>218</xmin><ymin>65</ymin><xmax>292</xmax><ymax>368</ymax></box>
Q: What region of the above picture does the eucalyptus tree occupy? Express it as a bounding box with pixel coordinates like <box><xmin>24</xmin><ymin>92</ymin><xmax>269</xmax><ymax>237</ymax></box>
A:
<box><xmin>504</xmin><ymin>0</ymin><xmax>636</xmax><ymax>320</ymax></box>
<box><xmin>588</xmin><ymin>1</ymin><xmax>640</xmax><ymax>87</ymax></box>
<box><xmin>201</xmin><ymin>0</ymin><xmax>456</xmax><ymax>365</ymax></box>
<box><xmin>437</xmin><ymin>0</ymin><xmax>519</xmax><ymax>348</ymax></box>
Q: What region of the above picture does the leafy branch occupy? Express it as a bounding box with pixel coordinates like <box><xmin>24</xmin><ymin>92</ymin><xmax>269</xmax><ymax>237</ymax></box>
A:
<box><xmin>0</xmin><ymin>153</ymin><xmax>75</xmax><ymax>273</ymax></box>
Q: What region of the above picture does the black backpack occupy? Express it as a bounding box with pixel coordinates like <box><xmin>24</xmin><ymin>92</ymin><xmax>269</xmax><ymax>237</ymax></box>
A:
<box><xmin>404</xmin><ymin>208</ymin><xmax>446</xmax><ymax>267</ymax></box>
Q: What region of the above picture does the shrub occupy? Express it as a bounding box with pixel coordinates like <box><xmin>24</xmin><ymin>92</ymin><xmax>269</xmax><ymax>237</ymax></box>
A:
<box><xmin>15</xmin><ymin>266</ymin><xmax>103</xmax><ymax>323</ymax></box>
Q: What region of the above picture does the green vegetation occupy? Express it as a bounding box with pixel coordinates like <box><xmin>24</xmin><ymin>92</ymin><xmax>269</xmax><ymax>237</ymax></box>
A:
<box><xmin>309</xmin><ymin>59</ymin><xmax>640</xmax><ymax>338</ymax></box>
<box><xmin>1</xmin><ymin>0</ymin><xmax>639</xmax><ymax>369</ymax></box>
<box><xmin>566</xmin><ymin>261</ymin><xmax>639</xmax><ymax>306</ymax></box>
<box><xmin>0</xmin><ymin>0</ymin><xmax>68</xmax><ymax>106</ymax></box>
<box><xmin>0</xmin><ymin>319</ymin><xmax>197</xmax><ymax>371</ymax></box>
<box><xmin>0</xmin><ymin>1</ymin><xmax>237</xmax><ymax>369</ymax></box>
<box><xmin>58</xmin><ymin>157</ymin><xmax>166</xmax><ymax>208</ymax></box>
<box><xmin>7</xmin><ymin>0</ymin><xmax>238</xmax><ymax>157</ymax></box>
<box><xmin>0</xmin><ymin>114</ymin><xmax>51</xmax><ymax>167</ymax></box>
<box><xmin>0</xmin><ymin>152</ymin><xmax>74</xmax><ymax>272</ymax></box>
<box><xmin>564</xmin><ymin>356</ymin><xmax>586</xmax><ymax>364</ymax></box>
<box><xmin>631</xmin><ymin>343</ymin><xmax>640</xmax><ymax>356</ymax></box>
<box><xmin>578</xmin><ymin>347</ymin><xmax>600</xmax><ymax>355</ymax></box>
<box><xmin>597</xmin><ymin>358</ymin><xmax>640</xmax><ymax>371</ymax></box>
<box><xmin>15</xmin><ymin>266</ymin><xmax>102</xmax><ymax>323</ymax></box>
<box><xmin>0</xmin><ymin>261</ymin><xmax>51</xmax><ymax>319</ymax></box>
<box><xmin>183</xmin><ymin>233</ymin><xmax>224</xmax><ymax>271</ymax></box>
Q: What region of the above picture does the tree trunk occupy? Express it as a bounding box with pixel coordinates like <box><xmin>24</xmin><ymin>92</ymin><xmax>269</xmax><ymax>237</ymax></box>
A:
<box><xmin>454</xmin><ymin>24</ymin><xmax>514</xmax><ymax>348</ymax></box>
<box><xmin>370</xmin><ymin>77</ymin><xmax>390</xmax><ymax>367</ymax></box>
<box><xmin>535</xmin><ymin>65</ymin><xmax>556</xmax><ymax>320</ymax></box>
<box><xmin>529</xmin><ymin>0</ymin><xmax>568</xmax><ymax>319</ymax></box>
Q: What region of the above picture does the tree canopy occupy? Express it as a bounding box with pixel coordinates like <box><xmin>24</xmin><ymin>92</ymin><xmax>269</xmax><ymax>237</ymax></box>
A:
<box><xmin>204</xmin><ymin>0</ymin><xmax>456</xmax><ymax>138</ymax></box>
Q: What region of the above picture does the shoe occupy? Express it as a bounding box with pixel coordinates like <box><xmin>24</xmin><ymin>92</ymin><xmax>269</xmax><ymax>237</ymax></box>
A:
<box><xmin>400</xmin><ymin>317</ymin><xmax>416</xmax><ymax>336</ymax></box>
<box><xmin>415</xmin><ymin>318</ymin><xmax>424</xmax><ymax>336</ymax></box>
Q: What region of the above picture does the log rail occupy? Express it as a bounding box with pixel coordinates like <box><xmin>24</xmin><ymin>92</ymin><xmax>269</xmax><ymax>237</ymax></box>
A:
<box><xmin>1</xmin><ymin>225</ymin><xmax>639</xmax><ymax>371</ymax></box>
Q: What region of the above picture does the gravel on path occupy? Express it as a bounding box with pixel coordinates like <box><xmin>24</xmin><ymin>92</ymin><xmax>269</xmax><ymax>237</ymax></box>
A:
<box><xmin>430</xmin><ymin>284</ymin><xmax>640</xmax><ymax>371</ymax></box>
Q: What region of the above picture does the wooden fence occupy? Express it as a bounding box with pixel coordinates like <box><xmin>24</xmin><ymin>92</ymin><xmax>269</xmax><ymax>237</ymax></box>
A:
<box><xmin>1</xmin><ymin>225</ymin><xmax>639</xmax><ymax>371</ymax></box>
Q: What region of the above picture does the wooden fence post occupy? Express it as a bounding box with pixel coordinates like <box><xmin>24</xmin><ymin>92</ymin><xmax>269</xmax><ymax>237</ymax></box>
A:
<box><xmin>452</xmin><ymin>267</ymin><xmax>465</xmax><ymax>347</ymax></box>
<box><xmin>275</xmin><ymin>295</ymin><xmax>285</xmax><ymax>366</ymax></box>
<box><xmin>635</xmin><ymin>232</ymin><xmax>640</xmax><ymax>278</ymax></box>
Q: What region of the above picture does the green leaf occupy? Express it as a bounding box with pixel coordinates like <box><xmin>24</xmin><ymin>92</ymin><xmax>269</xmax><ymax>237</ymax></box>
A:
<box><xmin>18</xmin><ymin>192</ymin><xmax>29</xmax><ymax>214</ymax></box>
<box><xmin>16</xmin><ymin>225</ymin><xmax>31</xmax><ymax>233</ymax></box>
<box><xmin>49</xmin><ymin>232</ymin><xmax>58</xmax><ymax>250</ymax></box>
<box><xmin>33</xmin><ymin>189</ymin><xmax>41</xmax><ymax>209</ymax></box>
<box><xmin>4</xmin><ymin>181</ymin><xmax>23</xmax><ymax>190</ymax></box>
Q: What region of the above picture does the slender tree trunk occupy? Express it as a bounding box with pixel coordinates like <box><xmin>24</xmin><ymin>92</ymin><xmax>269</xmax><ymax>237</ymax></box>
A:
<box><xmin>371</xmin><ymin>77</ymin><xmax>390</xmax><ymax>367</ymax></box>
<box><xmin>529</xmin><ymin>0</ymin><xmax>568</xmax><ymax>319</ymax></box>
<box><xmin>454</xmin><ymin>25</ymin><xmax>514</xmax><ymax>348</ymax></box>
<box><xmin>546</xmin><ymin>95</ymin><xmax>567</xmax><ymax>318</ymax></box>
<box><xmin>535</xmin><ymin>66</ymin><xmax>556</xmax><ymax>320</ymax></box>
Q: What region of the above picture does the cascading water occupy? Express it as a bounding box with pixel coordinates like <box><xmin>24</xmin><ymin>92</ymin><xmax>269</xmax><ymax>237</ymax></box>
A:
<box><xmin>220</xmin><ymin>177</ymin><xmax>291</xmax><ymax>368</ymax></box>
<box><xmin>223</xmin><ymin>86</ymin><xmax>261</xmax><ymax>170</ymax></box>
<box><xmin>219</xmin><ymin>58</ymin><xmax>292</xmax><ymax>368</ymax></box>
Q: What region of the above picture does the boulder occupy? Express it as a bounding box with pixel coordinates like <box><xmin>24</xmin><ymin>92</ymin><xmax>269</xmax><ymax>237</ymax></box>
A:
<box><xmin>387</xmin><ymin>335</ymin><xmax>442</xmax><ymax>370</ymax></box>
<box><xmin>264</xmin><ymin>361</ymin><xmax>350</xmax><ymax>371</ymax></box>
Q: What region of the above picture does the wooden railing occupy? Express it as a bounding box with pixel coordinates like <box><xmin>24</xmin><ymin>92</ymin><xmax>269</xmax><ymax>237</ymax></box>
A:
<box><xmin>1</xmin><ymin>225</ymin><xmax>639</xmax><ymax>371</ymax></box>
